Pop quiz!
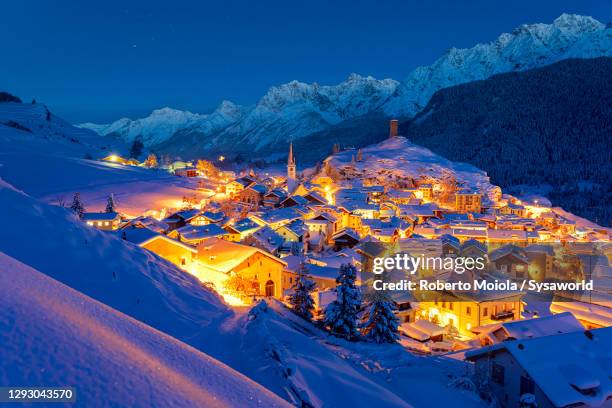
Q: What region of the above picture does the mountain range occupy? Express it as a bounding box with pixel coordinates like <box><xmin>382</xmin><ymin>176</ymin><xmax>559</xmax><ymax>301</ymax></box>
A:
<box><xmin>79</xmin><ymin>14</ymin><xmax>612</xmax><ymax>161</ymax></box>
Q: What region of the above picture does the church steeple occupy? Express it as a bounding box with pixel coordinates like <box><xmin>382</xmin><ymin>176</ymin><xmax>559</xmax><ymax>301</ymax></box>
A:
<box><xmin>288</xmin><ymin>142</ymin><xmax>295</xmax><ymax>165</ymax></box>
<box><xmin>287</xmin><ymin>142</ymin><xmax>297</xmax><ymax>192</ymax></box>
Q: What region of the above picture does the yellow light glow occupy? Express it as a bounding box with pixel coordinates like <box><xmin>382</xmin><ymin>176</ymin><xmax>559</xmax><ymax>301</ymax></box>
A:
<box><xmin>218</xmin><ymin>156</ymin><xmax>225</xmax><ymax>162</ymax></box>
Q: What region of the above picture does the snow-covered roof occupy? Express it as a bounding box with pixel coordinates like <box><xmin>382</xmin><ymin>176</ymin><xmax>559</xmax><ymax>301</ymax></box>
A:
<box><xmin>460</xmin><ymin>239</ymin><xmax>487</xmax><ymax>253</ymax></box>
<box><xmin>251</xmin><ymin>207</ymin><xmax>302</xmax><ymax>225</ymax></box>
<box><xmin>117</xmin><ymin>226</ymin><xmax>159</xmax><ymax>245</ymax></box>
<box><xmin>284</xmin><ymin>255</ymin><xmax>339</xmax><ymax>281</ymax></box>
<box><xmin>82</xmin><ymin>211</ymin><xmax>120</xmax><ymax>221</ymax></box>
<box><xmin>200</xmin><ymin>210</ymin><xmax>225</xmax><ymax>223</ymax></box>
<box><xmin>139</xmin><ymin>234</ymin><xmax>198</xmax><ymax>253</ymax></box>
<box><xmin>550</xmin><ymin>301</ymin><xmax>612</xmax><ymax>327</ymax></box>
<box><xmin>489</xmin><ymin>245</ymin><xmax>528</xmax><ymax>263</ymax></box>
<box><xmin>466</xmin><ymin>327</ymin><xmax>612</xmax><ymax>408</ymax></box>
<box><xmin>170</xmin><ymin>208</ymin><xmax>201</xmax><ymax>221</ymax></box>
<box><xmin>226</xmin><ymin>218</ymin><xmax>261</xmax><ymax>234</ymax></box>
<box><xmin>197</xmin><ymin>237</ymin><xmax>286</xmax><ymax>273</ymax></box>
<box><xmin>472</xmin><ymin>312</ymin><xmax>584</xmax><ymax>342</ymax></box>
<box><xmin>247</xmin><ymin>226</ymin><xmax>284</xmax><ymax>253</ymax></box>
<box><xmin>281</xmin><ymin>195</ymin><xmax>309</xmax><ymax>206</ymax></box>
<box><xmin>332</xmin><ymin>228</ymin><xmax>360</xmax><ymax>242</ymax></box>
<box><xmin>172</xmin><ymin>224</ymin><xmax>228</xmax><ymax>242</ymax></box>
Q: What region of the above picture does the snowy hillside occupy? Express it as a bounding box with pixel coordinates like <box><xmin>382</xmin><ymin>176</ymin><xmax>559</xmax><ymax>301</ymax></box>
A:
<box><xmin>0</xmin><ymin>102</ymin><xmax>207</xmax><ymax>215</ymax></box>
<box><xmin>326</xmin><ymin>136</ymin><xmax>496</xmax><ymax>195</ymax></box>
<box><xmin>0</xmin><ymin>252</ymin><xmax>289</xmax><ymax>408</ymax></box>
<box><xmin>0</xmin><ymin>101</ymin><xmax>127</xmax><ymax>157</ymax></box>
<box><xmin>80</xmin><ymin>14</ymin><xmax>611</xmax><ymax>159</ymax></box>
<box><xmin>0</xmin><ymin>176</ymin><xmax>230</xmax><ymax>341</ymax></box>
<box><xmin>214</xmin><ymin>300</ymin><xmax>483</xmax><ymax>408</ymax></box>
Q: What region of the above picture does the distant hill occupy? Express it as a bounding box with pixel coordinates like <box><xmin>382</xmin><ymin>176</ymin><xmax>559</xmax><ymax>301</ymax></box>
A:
<box><xmin>402</xmin><ymin>57</ymin><xmax>612</xmax><ymax>226</ymax></box>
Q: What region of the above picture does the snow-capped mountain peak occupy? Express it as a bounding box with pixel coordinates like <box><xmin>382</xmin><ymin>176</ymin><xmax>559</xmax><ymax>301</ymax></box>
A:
<box><xmin>80</xmin><ymin>14</ymin><xmax>610</xmax><ymax>158</ymax></box>
<box><xmin>381</xmin><ymin>14</ymin><xmax>610</xmax><ymax>116</ymax></box>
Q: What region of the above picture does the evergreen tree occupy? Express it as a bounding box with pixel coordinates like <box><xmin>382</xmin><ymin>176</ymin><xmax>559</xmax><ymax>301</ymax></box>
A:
<box><xmin>288</xmin><ymin>262</ymin><xmax>316</xmax><ymax>320</ymax></box>
<box><xmin>360</xmin><ymin>292</ymin><xmax>399</xmax><ymax>344</ymax></box>
<box><xmin>105</xmin><ymin>193</ymin><xmax>116</xmax><ymax>213</ymax></box>
<box><xmin>356</xmin><ymin>149</ymin><xmax>363</xmax><ymax>162</ymax></box>
<box><xmin>324</xmin><ymin>263</ymin><xmax>361</xmax><ymax>339</ymax></box>
<box><xmin>70</xmin><ymin>192</ymin><xmax>86</xmax><ymax>219</ymax></box>
<box><xmin>129</xmin><ymin>137</ymin><xmax>144</xmax><ymax>158</ymax></box>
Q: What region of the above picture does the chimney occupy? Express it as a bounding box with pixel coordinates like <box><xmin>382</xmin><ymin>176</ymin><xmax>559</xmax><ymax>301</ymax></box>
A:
<box><xmin>389</xmin><ymin>119</ymin><xmax>398</xmax><ymax>138</ymax></box>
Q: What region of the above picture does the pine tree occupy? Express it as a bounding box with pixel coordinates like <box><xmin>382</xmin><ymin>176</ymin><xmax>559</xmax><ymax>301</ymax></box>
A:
<box><xmin>129</xmin><ymin>137</ymin><xmax>144</xmax><ymax>159</ymax></box>
<box><xmin>288</xmin><ymin>262</ymin><xmax>316</xmax><ymax>320</ymax></box>
<box><xmin>105</xmin><ymin>194</ymin><xmax>116</xmax><ymax>213</ymax></box>
<box><xmin>356</xmin><ymin>149</ymin><xmax>363</xmax><ymax>162</ymax></box>
<box><xmin>324</xmin><ymin>263</ymin><xmax>361</xmax><ymax>339</ymax></box>
<box><xmin>360</xmin><ymin>292</ymin><xmax>399</xmax><ymax>344</ymax></box>
<box><xmin>70</xmin><ymin>192</ymin><xmax>86</xmax><ymax>219</ymax></box>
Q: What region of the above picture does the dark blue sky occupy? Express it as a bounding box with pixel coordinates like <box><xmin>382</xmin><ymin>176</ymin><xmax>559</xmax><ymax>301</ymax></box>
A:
<box><xmin>2</xmin><ymin>0</ymin><xmax>610</xmax><ymax>123</ymax></box>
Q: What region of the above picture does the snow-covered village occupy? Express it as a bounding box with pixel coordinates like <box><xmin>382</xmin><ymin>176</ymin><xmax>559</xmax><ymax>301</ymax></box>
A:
<box><xmin>1</xmin><ymin>3</ymin><xmax>611</xmax><ymax>408</ymax></box>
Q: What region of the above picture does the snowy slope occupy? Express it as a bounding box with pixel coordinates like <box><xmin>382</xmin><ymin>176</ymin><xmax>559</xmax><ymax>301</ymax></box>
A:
<box><xmin>0</xmin><ymin>102</ymin><xmax>210</xmax><ymax>215</ymax></box>
<box><xmin>212</xmin><ymin>300</ymin><xmax>483</xmax><ymax>408</ymax></box>
<box><xmin>0</xmin><ymin>176</ymin><xmax>230</xmax><ymax>341</ymax></box>
<box><xmin>80</xmin><ymin>14</ymin><xmax>611</xmax><ymax>158</ymax></box>
<box><xmin>327</xmin><ymin>136</ymin><xmax>495</xmax><ymax>194</ymax></box>
<box><xmin>0</xmin><ymin>102</ymin><xmax>127</xmax><ymax>157</ymax></box>
<box><xmin>0</xmin><ymin>252</ymin><xmax>290</xmax><ymax>408</ymax></box>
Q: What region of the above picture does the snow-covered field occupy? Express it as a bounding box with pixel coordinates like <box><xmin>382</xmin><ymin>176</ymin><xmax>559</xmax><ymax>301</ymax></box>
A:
<box><xmin>0</xmin><ymin>252</ymin><xmax>290</xmax><ymax>408</ymax></box>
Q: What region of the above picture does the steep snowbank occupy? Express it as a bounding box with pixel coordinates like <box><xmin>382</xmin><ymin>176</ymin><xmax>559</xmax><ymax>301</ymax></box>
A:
<box><xmin>0</xmin><ymin>176</ymin><xmax>228</xmax><ymax>344</ymax></box>
<box><xmin>0</xmin><ymin>252</ymin><xmax>290</xmax><ymax>408</ymax></box>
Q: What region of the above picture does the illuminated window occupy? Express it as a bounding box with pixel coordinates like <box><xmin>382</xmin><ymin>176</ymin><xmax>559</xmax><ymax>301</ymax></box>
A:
<box><xmin>104</xmin><ymin>221</ymin><xmax>109</xmax><ymax>226</ymax></box>
<box><xmin>87</xmin><ymin>221</ymin><xmax>93</xmax><ymax>226</ymax></box>
<box><xmin>98</xmin><ymin>221</ymin><xmax>103</xmax><ymax>226</ymax></box>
